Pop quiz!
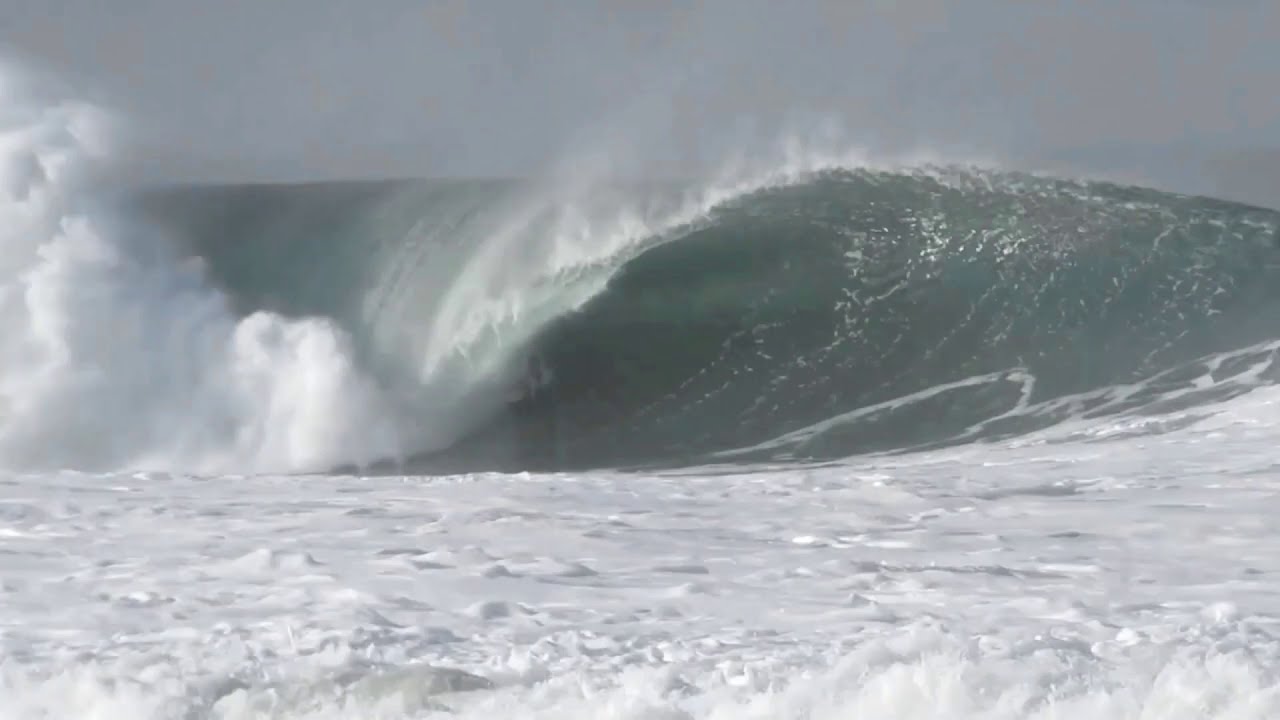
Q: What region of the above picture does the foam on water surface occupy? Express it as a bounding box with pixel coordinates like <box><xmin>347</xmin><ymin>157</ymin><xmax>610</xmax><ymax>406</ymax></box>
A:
<box><xmin>4</xmin><ymin>386</ymin><xmax>1280</xmax><ymax>718</ymax></box>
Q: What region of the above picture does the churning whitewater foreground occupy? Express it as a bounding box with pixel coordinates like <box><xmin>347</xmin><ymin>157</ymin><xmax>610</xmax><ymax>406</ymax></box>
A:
<box><xmin>5</xmin><ymin>385</ymin><xmax>1280</xmax><ymax>719</ymax></box>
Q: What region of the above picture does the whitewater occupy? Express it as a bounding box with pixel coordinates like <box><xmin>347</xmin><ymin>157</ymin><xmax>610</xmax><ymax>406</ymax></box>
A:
<box><xmin>4</xmin><ymin>65</ymin><xmax>1280</xmax><ymax>718</ymax></box>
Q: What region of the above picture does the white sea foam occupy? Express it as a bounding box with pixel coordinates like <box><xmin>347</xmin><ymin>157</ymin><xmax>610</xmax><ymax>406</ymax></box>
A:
<box><xmin>0</xmin><ymin>65</ymin><xmax>405</xmax><ymax>473</ymax></box>
<box><xmin>3</xmin><ymin>385</ymin><xmax>1280</xmax><ymax>718</ymax></box>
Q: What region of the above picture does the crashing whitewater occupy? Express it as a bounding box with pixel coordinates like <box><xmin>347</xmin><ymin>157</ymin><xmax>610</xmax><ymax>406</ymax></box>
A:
<box><xmin>6</xmin><ymin>65</ymin><xmax>1280</xmax><ymax>719</ymax></box>
<box><xmin>0</xmin><ymin>70</ymin><xmax>404</xmax><ymax>473</ymax></box>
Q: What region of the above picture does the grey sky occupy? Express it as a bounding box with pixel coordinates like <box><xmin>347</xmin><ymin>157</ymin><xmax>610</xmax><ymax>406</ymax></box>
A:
<box><xmin>2</xmin><ymin>0</ymin><xmax>1278</xmax><ymax>205</ymax></box>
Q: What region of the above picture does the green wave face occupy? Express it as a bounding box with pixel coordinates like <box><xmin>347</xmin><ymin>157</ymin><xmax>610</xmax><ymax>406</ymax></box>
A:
<box><xmin>470</xmin><ymin>170</ymin><xmax>1280</xmax><ymax>469</ymax></box>
<box><xmin>142</xmin><ymin>169</ymin><xmax>1280</xmax><ymax>472</ymax></box>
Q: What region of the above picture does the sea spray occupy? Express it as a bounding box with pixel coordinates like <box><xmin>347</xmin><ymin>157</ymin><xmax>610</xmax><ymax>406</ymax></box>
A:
<box><xmin>0</xmin><ymin>66</ymin><xmax>405</xmax><ymax>473</ymax></box>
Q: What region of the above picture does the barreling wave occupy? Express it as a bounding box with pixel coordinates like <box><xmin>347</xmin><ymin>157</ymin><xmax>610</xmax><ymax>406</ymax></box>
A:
<box><xmin>420</xmin><ymin>170</ymin><xmax>1280</xmax><ymax>470</ymax></box>
<box><xmin>4</xmin><ymin>64</ymin><xmax>1280</xmax><ymax>475</ymax></box>
<box><xmin>145</xmin><ymin>169</ymin><xmax>1280</xmax><ymax>473</ymax></box>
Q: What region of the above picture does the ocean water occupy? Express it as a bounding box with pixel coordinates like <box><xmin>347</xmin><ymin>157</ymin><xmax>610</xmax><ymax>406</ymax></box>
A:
<box><xmin>3</xmin><ymin>65</ymin><xmax>1280</xmax><ymax>718</ymax></box>
<box><xmin>7</xmin><ymin>396</ymin><xmax>1280</xmax><ymax>718</ymax></box>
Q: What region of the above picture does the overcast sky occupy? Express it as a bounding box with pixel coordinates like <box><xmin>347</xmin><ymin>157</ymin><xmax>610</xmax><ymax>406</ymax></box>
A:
<box><xmin>2</xmin><ymin>0</ymin><xmax>1278</xmax><ymax>204</ymax></box>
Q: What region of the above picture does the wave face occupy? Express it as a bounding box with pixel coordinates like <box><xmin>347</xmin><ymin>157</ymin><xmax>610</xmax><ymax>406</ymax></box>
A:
<box><xmin>142</xmin><ymin>170</ymin><xmax>1280</xmax><ymax>473</ymax></box>
<box><xmin>443</xmin><ymin>170</ymin><xmax>1280</xmax><ymax>469</ymax></box>
<box><xmin>5</xmin><ymin>68</ymin><xmax>1280</xmax><ymax>474</ymax></box>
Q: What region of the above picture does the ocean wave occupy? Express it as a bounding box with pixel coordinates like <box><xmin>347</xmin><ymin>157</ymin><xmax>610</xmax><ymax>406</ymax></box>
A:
<box><xmin>3</xmin><ymin>65</ymin><xmax>1279</xmax><ymax>474</ymax></box>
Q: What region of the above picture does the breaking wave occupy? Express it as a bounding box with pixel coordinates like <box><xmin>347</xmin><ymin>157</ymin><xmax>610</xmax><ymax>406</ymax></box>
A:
<box><xmin>4</xmin><ymin>65</ymin><xmax>1280</xmax><ymax>474</ymax></box>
